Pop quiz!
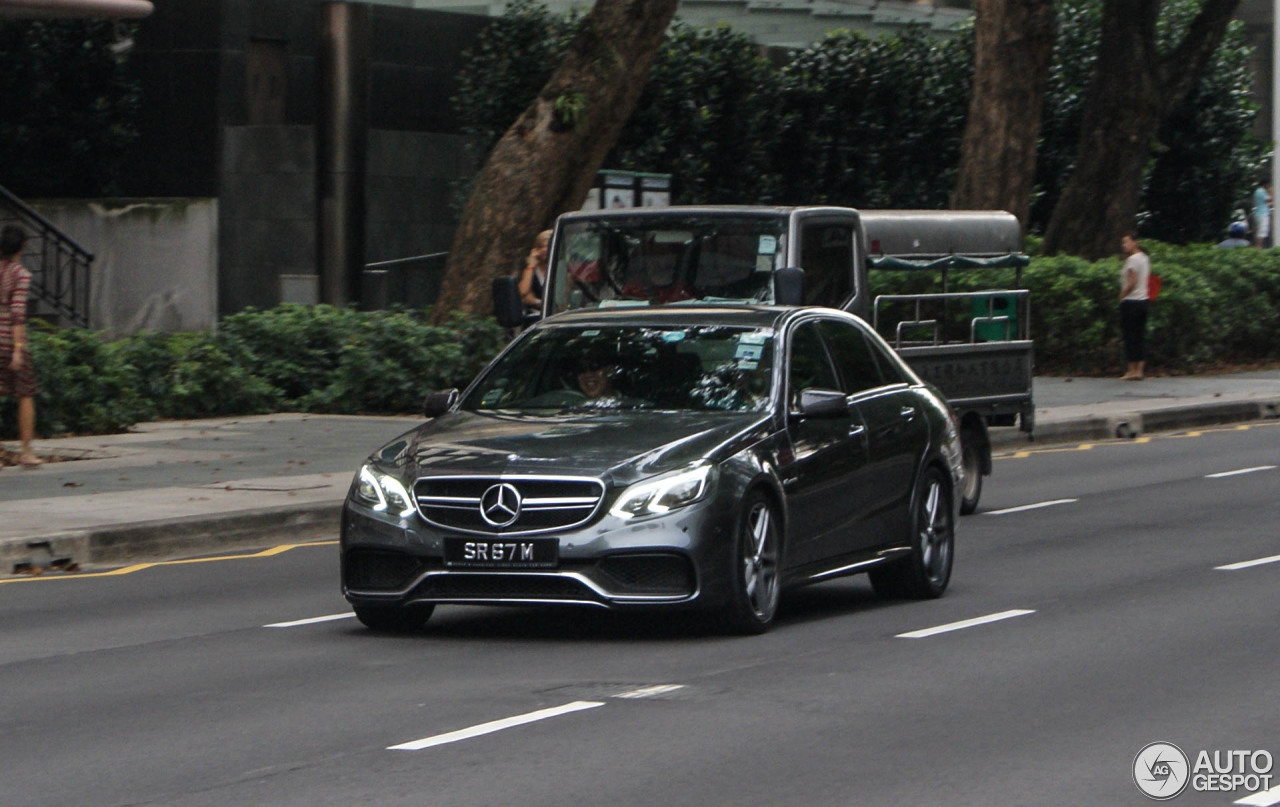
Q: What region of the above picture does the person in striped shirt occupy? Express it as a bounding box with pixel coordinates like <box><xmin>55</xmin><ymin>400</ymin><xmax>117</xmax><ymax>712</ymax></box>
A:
<box><xmin>1</xmin><ymin>225</ymin><xmax>42</xmax><ymax>467</ymax></box>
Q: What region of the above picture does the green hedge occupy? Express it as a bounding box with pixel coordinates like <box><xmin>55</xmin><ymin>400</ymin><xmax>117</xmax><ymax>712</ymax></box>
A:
<box><xmin>2</xmin><ymin>251</ymin><xmax>1278</xmax><ymax>438</ymax></box>
<box><xmin>878</xmin><ymin>241</ymin><xmax>1280</xmax><ymax>374</ymax></box>
<box><xmin>1</xmin><ymin>306</ymin><xmax>505</xmax><ymax>438</ymax></box>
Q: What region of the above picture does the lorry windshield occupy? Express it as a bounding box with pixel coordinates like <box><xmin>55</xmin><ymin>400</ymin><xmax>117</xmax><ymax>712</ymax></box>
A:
<box><xmin>463</xmin><ymin>324</ymin><xmax>776</xmax><ymax>414</ymax></box>
<box><xmin>546</xmin><ymin>215</ymin><xmax>788</xmax><ymax>314</ymax></box>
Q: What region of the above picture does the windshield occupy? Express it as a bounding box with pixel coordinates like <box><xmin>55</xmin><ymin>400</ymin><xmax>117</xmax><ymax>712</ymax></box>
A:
<box><xmin>463</xmin><ymin>324</ymin><xmax>776</xmax><ymax>414</ymax></box>
<box><xmin>546</xmin><ymin>215</ymin><xmax>788</xmax><ymax>314</ymax></box>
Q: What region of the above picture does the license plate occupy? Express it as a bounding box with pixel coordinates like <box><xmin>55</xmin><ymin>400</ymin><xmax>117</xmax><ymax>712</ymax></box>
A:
<box><xmin>444</xmin><ymin>537</ymin><xmax>559</xmax><ymax>568</ymax></box>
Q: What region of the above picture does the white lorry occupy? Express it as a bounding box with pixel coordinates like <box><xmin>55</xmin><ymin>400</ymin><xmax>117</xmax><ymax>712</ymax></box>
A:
<box><xmin>494</xmin><ymin>205</ymin><xmax>1033</xmax><ymax>513</ymax></box>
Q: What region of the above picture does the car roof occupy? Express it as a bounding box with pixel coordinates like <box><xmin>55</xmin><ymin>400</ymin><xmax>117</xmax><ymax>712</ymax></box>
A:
<box><xmin>534</xmin><ymin>304</ymin><xmax>874</xmax><ymax>332</ymax></box>
<box><xmin>535</xmin><ymin>304</ymin><xmax>796</xmax><ymax>330</ymax></box>
<box><xmin>556</xmin><ymin>205</ymin><xmax>839</xmax><ymax>224</ymax></box>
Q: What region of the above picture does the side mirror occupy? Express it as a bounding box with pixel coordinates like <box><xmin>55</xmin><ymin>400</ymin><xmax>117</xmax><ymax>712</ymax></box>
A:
<box><xmin>492</xmin><ymin>276</ymin><xmax>525</xmax><ymax>328</ymax></box>
<box><xmin>795</xmin><ymin>388</ymin><xmax>848</xmax><ymax>419</ymax></box>
<box><xmin>423</xmin><ymin>388</ymin><xmax>460</xmax><ymax>419</ymax></box>
<box><xmin>775</xmin><ymin>267</ymin><xmax>805</xmax><ymax>306</ymax></box>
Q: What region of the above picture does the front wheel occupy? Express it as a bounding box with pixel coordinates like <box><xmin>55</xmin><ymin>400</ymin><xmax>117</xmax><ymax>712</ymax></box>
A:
<box><xmin>869</xmin><ymin>466</ymin><xmax>954</xmax><ymax>599</ymax></box>
<box><xmin>720</xmin><ymin>492</ymin><xmax>782</xmax><ymax>635</ymax></box>
<box><xmin>354</xmin><ymin>604</ymin><xmax>434</xmax><ymax>632</ymax></box>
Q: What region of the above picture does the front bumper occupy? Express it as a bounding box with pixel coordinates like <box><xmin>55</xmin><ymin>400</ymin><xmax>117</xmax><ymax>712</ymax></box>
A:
<box><xmin>340</xmin><ymin>495</ymin><xmax>736</xmax><ymax>611</ymax></box>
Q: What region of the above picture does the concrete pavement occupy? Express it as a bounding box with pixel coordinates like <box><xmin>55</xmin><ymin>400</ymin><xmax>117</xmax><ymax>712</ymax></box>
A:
<box><xmin>3</xmin><ymin>369</ymin><xmax>1279</xmax><ymax>572</ymax></box>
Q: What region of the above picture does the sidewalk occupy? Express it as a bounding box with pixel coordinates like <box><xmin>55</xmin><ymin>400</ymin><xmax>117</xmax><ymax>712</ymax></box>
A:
<box><xmin>3</xmin><ymin>370</ymin><xmax>1279</xmax><ymax>571</ymax></box>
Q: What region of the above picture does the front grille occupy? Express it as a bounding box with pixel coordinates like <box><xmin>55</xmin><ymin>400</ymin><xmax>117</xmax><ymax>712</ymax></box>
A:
<box><xmin>411</xmin><ymin>573</ymin><xmax>598</xmax><ymax>603</ymax></box>
<box><xmin>598</xmin><ymin>553</ymin><xmax>696</xmax><ymax>596</ymax></box>
<box><xmin>344</xmin><ymin>549</ymin><xmax>428</xmax><ymax>591</ymax></box>
<box><xmin>414</xmin><ymin>475</ymin><xmax>605</xmax><ymax>535</ymax></box>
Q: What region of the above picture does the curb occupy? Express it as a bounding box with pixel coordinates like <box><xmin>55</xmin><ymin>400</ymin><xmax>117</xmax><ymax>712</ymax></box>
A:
<box><xmin>1</xmin><ymin>501</ymin><xmax>342</xmax><ymax>572</ymax></box>
<box><xmin>991</xmin><ymin>399</ymin><xmax>1280</xmax><ymax>450</ymax></box>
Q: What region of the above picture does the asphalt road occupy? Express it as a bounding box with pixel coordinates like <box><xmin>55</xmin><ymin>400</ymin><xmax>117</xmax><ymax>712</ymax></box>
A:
<box><xmin>1</xmin><ymin>422</ymin><xmax>1278</xmax><ymax>807</ymax></box>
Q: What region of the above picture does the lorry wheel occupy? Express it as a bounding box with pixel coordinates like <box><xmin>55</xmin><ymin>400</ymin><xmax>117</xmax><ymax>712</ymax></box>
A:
<box><xmin>959</xmin><ymin>430</ymin><xmax>983</xmax><ymax>515</ymax></box>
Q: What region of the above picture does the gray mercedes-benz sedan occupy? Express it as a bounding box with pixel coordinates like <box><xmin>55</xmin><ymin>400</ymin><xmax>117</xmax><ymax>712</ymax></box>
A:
<box><xmin>341</xmin><ymin>305</ymin><xmax>963</xmax><ymax>634</ymax></box>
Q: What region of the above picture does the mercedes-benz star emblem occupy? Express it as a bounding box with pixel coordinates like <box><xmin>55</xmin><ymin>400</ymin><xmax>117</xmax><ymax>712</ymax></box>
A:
<box><xmin>480</xmin><ymin>483</ymin><xmax>522</xmax><ymax>528</ymax></box>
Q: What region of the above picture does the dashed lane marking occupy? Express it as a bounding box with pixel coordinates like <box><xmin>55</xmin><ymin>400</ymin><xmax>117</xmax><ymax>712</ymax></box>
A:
<box><xmin>983</xmin><ymin>499</ymin><xmax>1077</xmax><ymax>516</ymax></box>
<box><xmin>264</xmin><ymin>612</ymin><xmax>356</xmax><ymax>628</ymax></box>
<box><xmin>897</xmin><ymin>609</ymin><xmax>1035</xmax><ymax>639</ymax></box>
<box><xmin>388</xmin><ymin>701</ymin><xmax>605</xmax><ymax>751</ymax></box>
<box><xmin>1236</xmin><ymin>784</ymin><xmax>1280</xmax><ymax>806</ymax></box>
<box><xmin>1215</xmin><ymin>554</ymin><xmax>1280</xmax><ymax>571</ymax></box>
<box><xmin>614</xmin><ymin>684</ymin><xmax>686</xmax><ymax>699</ymax></box>
<box><xmin>0</xmin><ymin>541</ymin><xmax>338</xmax><ymax>585</ymax></box>
<box><xmin>1206</xmin><ymin>465</ymin><xmax>1277</xmax><ymax>478</ymax></box>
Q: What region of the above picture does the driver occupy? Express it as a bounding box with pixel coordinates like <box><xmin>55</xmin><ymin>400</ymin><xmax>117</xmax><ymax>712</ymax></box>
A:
<box><xmin>576</xmin><ymin>355</ymin><xmax>619</xmax><ymax>399</ymax></box>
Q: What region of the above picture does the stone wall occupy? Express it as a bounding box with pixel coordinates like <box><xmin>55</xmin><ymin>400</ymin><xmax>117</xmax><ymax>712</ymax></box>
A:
<box><xmin>31</xmin><ymin>199</ymin><xmax>219</xmax><ymax>337</ymax></box>
<box><xmin>219</xmin><ymin>125</ymin><xmax>474</xmax><ymax>316</ymax></box>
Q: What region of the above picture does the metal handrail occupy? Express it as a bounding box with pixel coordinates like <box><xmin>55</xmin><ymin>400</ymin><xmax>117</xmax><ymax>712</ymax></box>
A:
<box><xmin>0</xmin><ymin>184</ymin><xmax>93</xmax><ymax>327</ymax></box>
<box><xmin>873</xmin><ymin>289</ymin><xmax>1030</xmax><ymax>348</ymax></box>
<box><xmin>365</xmin><ymin>251</ymin><xmax>448</xmax><ymax>269</ymax></box>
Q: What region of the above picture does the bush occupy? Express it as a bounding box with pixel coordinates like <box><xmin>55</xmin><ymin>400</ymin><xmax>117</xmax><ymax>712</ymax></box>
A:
<box><xmin>217</xmin><ymin>304</ymin><xmax>362</xmax><ymax>406</ymax></box>
<box><xmin>0</xmin><ymin>307</ymin><xmax>505</xmax><ymax>438</ymax></box>
<box><xmin>1024</xmin><ymin>242</ymin><xmax>1280</xmax><ymax>374</ymax></box>
<box><xmin>302</xmin><ymin>309</ymin><xmax>506</xmax><ymax>414</ymax></box>
<box><xmin>869</xmin><ymin>241</ymin><xmax>1280</xmax><ymax>375</ymax></box>
<box><xmin>3</xmin><ymin>262</ymin><xmax>1277</xmax><ymax>440</ymax></box>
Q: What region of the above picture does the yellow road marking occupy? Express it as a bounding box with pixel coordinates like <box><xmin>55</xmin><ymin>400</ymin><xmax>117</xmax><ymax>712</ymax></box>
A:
<box><xmin>1</xmin><ymin>540</ymin><xmax>338</xmax><ymax>585</ymax></box>
<box><xmin>996</xmin><ymin>419</ymin><xmax>1280</xmax><ymax>461</ymax></box>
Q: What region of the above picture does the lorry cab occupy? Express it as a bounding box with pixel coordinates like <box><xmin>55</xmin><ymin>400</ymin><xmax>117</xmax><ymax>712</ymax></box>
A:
<box><xmin>533</xmin><ymin>206</ymin><xmax>1022</xmax><ymax>320</ymax></box>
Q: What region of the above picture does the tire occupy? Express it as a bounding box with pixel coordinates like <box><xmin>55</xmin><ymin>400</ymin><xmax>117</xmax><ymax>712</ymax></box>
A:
<box><xmin>354</xmin><ymin>604</ymin><xmax>434</xmax><ymax>632</ymax></box>
<box><xmin>869</xmin><ymin>466</ymin><xmax>954</xmax><ymax>600</ymax></box>
<box><xmin>720</xmin><ymin>491</ymin><xmax>782</xmax><ymax>635</ymax></box>
<box><xmin>959</xmin><ymin>431</ymin><xmax>983</xmax><ymax>515</ymax></box>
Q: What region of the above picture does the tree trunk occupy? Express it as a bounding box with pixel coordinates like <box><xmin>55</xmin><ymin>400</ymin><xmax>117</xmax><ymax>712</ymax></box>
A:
<box><xmin>952</xmin><ymin>0</ymin><xmax>1055</xmax><ymax>229</ymax></box>
<box><xmin>1042</xmin><ymin>0</ymin><xmax>1241</xmax><ymax>259</ymax></box>
<box><xmin>430</xmin><ymin>0</ymin><xmax>681</xmax><ymax>323</ymax></box>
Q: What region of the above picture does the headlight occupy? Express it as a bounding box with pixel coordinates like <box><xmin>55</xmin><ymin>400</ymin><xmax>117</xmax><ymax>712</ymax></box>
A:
<box><xmin>610</xmin><ymin>463</ymin><xmax>716</xmax><ymax>520</ymax></box>
<box><xmin>355</xmin><ymin>465</ymin><xmax>416</xmax><ymax>518</ymax></box>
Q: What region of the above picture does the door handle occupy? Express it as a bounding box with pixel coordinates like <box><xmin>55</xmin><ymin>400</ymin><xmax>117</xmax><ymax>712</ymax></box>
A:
<box><xmin>899</xmin><ymin>406</ymin><xmax>917</xmax><ymax>421</ymax></box>
<box><xmin>848</xmin><ymin>424</ymin><xmax>866</xmax><ymax>439</ymax></box>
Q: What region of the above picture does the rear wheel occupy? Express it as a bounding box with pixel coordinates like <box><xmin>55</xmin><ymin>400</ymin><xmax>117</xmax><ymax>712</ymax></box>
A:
<box><xmin>869</xmin><ymin>466</ymin><xmax>954</xmax><ymax>599</ymax></box>
<box><xmin>959</xmin><ymin>431</ymin><xmax>983</xmax><ymax>515</ymax></box>
<box><xmin>354</xmin><ymin>604</ymin><xmax>434</xmax><ymax>632</ymax></box>
<box><xmin>721</xmin><ymin>492</ymin><xmax>781</xmax><ymax>634</ymax></box>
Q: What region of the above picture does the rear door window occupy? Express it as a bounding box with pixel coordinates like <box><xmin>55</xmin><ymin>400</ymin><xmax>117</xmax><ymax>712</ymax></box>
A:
<box><xmin>817</xmin><ymin>319</ymin><xmax>885</xmax><ymax>395</ymax></box>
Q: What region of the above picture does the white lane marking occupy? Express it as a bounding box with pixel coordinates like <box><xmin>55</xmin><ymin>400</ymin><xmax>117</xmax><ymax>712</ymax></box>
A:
<box><xmin>984</xmin><ymin>499</ymin><xmax>1077</xmax><ymax>516</ymax></box>
<box><xmin>897</xmin><ymin>609</ymin><xmax>1036</xmax><ymax>639</ymax></box>
<box><xmin>1236</xmin><ymin>784</ymin><xmax>1280</xmax><ymax>806</ymax></box>
<box><xmin>614</xmin><ymin>684</ymin><xmax>685</xmax><ymax>699</ymax></box>
<box><xmin>389</xmin><ymin>701</ymin><xmax>605</xmax><ymax>751</ymax></box>
<box><xmin>264</xmin><ymin>613</ymin><xmax>357</xmax><ymax>628</ymax></box>
<box><xmin>1206</xmin><ymin>465</ymin><xmax>1277</xmax><ymax>479</ymax></box>
<box><xmin>1216</xmin><ymin>554</ymin><xmax>1280</xmax><ymax>571</ymax></box>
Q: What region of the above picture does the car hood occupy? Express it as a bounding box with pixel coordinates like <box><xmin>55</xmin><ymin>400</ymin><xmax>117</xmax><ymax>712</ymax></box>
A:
<box><xmin>381</xmin><ymin>410</ymin><xmax>773</xmax><ymax>485</ymax></box>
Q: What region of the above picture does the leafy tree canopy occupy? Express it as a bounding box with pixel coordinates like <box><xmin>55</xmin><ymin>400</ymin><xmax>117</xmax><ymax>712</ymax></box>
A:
<box><xmin>0</xmin><ymin>19</ymin><xmax>141</xmax><ymax>197</ymax></box>
<box><xmin>453</xmin><ymin>0</ymin><xmax>1261</xmax><ymax>244</ymax></box>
